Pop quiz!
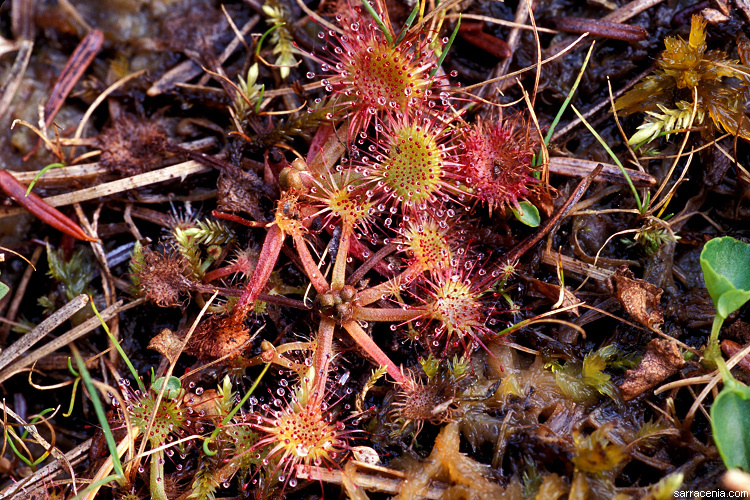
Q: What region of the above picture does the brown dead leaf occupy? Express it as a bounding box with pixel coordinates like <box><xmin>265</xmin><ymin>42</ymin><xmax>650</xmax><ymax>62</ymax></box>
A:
<box><xmin>721</xmin><ymin>340</ymin><xmax>750</xmax><ymax>372</ymax></box>
<box><xmin>186</xmin><ymin>314</ymin><xmax>252</xmax><ymax>362</ymax></box>
<box><xmin>606</xmin><ymin>266</ymin><xmax>663</xmax><ymax>330</ymax></box>
<box><xmin>148</xmin><ymin>328</ymin><xmax>184</xmax><ymax>365</ymax></box>
<box><xmin>216</xmin><ymin>170</ymin><xmax>267</xmax><ymax>222</ymax></box>
<box><xmin>528</xmin><ymin>188</ymin><xmax>555</xmax><ymax>218</ymax></box>
<box><xmin>526</xmin><ymin>277</ymin><xmax>580</xmax><ymax>316</ymax></box>
<box><xmin>185</xmin><ymin>389</ymin><xmax>221</xmax><ymax>417</ymax></box>
<box><xmin>620</xmin><ymin>339</ymin><xmax>684</xmax><ymax>400</ymax></box>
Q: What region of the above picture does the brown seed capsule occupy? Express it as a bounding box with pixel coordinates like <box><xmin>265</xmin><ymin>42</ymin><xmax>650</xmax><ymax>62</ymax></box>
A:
<box><xmin>340</xmin><ymin>284</ymin><xmax>357</xmax><ymax>303</ymax></box>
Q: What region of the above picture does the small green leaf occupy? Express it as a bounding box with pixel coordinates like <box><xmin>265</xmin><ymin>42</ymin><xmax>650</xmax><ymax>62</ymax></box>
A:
<box><xmin>711</xmin><ymin>379</ymin><xmax>750</xmax><ymax>470</ymax></box>
<box><xmin>151</xmin><ymin>376</ymin><xmax>182</xmax><ymax>400</ymax></box>
<box><xmin>0</xmin><ymin>282</ymin><xmax>8</xmax><ymax>301</ymax></box>
<box><xmin>512</xmin><ymin>201</ymin><xmax>540</xmax><ymax>227</ymax></box>
<box><xmin>700</xmin><ymin>236</ymin><xmax>750</xmax><ymax>319</ymax></box>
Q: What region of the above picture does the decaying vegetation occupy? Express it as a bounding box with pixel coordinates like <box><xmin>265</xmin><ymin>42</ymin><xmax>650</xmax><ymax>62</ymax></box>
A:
<box><xmin>2</xmin><ymin>0</ymin><xmax>750</xmax><ymax>498</ymax></box>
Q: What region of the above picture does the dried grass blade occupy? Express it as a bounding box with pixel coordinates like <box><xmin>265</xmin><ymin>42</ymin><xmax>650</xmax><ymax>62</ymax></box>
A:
<box><xmin>549</xmin><ymin>157</ymin><xmax>656</xmax><ymax>187</ymax></box>
<box><xmin>11</xmin><ymin>0</ymin><xmax>34</xmax><ymax>41</ymax></box>
<box><xmin>0</xmin><ymin>436</ymin><xmax>90</xmax><ymax>499</ymax></box>
<box><xmin>24</xmin><ymin>30</ymin><xmax>103</xmax><ymax>161</ymax></box>
<box><xmin>0</xmin><ymin>401</ymin><xmax>76</xmax><ymax>493</ymax></box>
<box><xmin>296</xmin><ymin>462</ymin><xmax>445</xmax><ymax>499</ymax></box>
<box><xmin>42</xmin><ymin>30</ymin><xmax>103</xmax><ymax>130</ymax></box>
<box><xmin>0</xmin><ymin>161</ymin><xmax>211</xmax><ymax>220</ymax></box>
<box><xmin>0</xmin><ymin>294</ymin><xmax>89</xmax><ymax>371</ymax></box>
<box><xmin>540</xmin><ymin>251</ymin><xmax>614</xmax><ymax>282</ymax></box>
<box><xmin>0</xmin><ymin>299</ymin><xmax>142</xmax><ymax>384</ymax></box>
<box><xmin>603</xmin><ymin>0</ymin><xmax>665</xmax><ymax>23</ymax></box>
<box><xmin>0</xmin><ymin>40</ymin><xmax>32</xmax><ymax>124</ymax></box>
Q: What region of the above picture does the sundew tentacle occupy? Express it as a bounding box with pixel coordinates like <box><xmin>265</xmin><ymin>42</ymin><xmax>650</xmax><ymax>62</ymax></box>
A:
<box><xmin>299</xmin><ymin>159</ymin><xmax>376</xmax><ymax>235</ymax></box>
<box><xmin>305</xmin><ymin>6</ymin><xmax>454</xmax><ymax>138</ymax></box>
<box><xmin>395</xmin><ymin>211</ymin><xmax>454</xmax><ymax>275</ymax></box>
<box><xmin>353</xmin><ymin>106</ymin><xmax>468</xmax><ymax>218</ymax></box>
<box><xmin>406</xmin><ymin>249</ymin><xmax>507</xmax><ymax>354</ymax></box>
<box><xmin>246</xmin><ymin>372</ymin><xmax>360</xmax><ymax>492</ymax></box>
<box><xmin>461</xmin><ymin>114</ymin><xmax>539</xmax><ymax>215</ymax></box>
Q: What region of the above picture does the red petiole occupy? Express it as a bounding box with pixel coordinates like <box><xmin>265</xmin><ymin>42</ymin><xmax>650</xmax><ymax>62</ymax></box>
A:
<box><xmin>0</xmin><ymin>170</ymin><xmax>98</xmax><ymax>242</ymax></box>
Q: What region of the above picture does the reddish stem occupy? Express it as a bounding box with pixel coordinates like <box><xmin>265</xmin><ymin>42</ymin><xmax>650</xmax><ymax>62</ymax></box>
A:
<box><xmin>356</xmin><ymin>267</ymin><xmax>421</xmax><ymax>306</ymax></box>
<box><xmin>347</xmin><ymin>237</ymin><xmax>393</xmax><ymax>278</ymax></box>
<box><xmin>347</xmin><ymin>242</ymin><xmax>399</xmax><ymax>285</ymax></box>
<box><xmin>721</xmin><ymin>340</ymin><xmax>750</xmax><ymax>373</ymax></box>
<box><xmin>343</xmin><ymin>320</ymin><xmax>406</xmax><ymax>385</ymax></box>
<box><xmin>212</xmin><ymin>210</ymin><xmax>266</xmax><ymax>227</ymax></box>
<box><xmin>474</xmin><ymin>164</ymin><xmax>603</xmax><ymax>291</ymax></box>
<box><xmin>291</xmin><ymin>232</ymin><xmax>330</xmax><ymax>294</ymax></box>
<box><xmin>203</xmin><ymin>265</ymin><xmax>237</xmax><ymax>284</ymax></box>
<box><xmin>312</xmin><ymin>318</ymin><xmax>336</xmax><ymax>397</ymax></box>
<box><xmin>353</xmin><ymin>306</ymin><xmax>422</xmax><ymax>323</ymax></box>
<box><xmin>551</xmin><ymin>17</ymin><xmax>648</xmax><ymax>42</ymax></box>
<box><xmin>26</xmin><ymin>30</ymin><xmax>104</xmax><ymax>161</ymax></box>
<box><xmin>331</xmin><ymin>223</ymin><xmax>352</xmax><ymax>290</ymax></box>
<box><xmin>458</xmin><ymin>30</ymin><xmax>511</xmax><ymax>59</ymax></box>
<box><xmin>235</xmin><ymin>224</ymin><xmax>284</xmax><ymax>317</ymax></box>
<box><xmin>0</xmin><ymin>170</ymin><xmax>98</xmax><ymax>242</ymax></box>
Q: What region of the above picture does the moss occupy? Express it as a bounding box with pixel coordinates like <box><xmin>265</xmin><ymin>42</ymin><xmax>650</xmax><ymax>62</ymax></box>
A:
<box><xmin>616</xmin><ymin>14</ymin><xmax>750</xmax><ymax>142</ymax></box>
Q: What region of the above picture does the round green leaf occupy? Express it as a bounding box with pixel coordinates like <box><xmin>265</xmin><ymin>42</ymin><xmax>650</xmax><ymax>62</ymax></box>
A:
<box><xmin>151</xmin><ymin>376</ymin><xmax>182</xmax><ymax>400</ymax></box>
<box><xmin>512</xmin><ymin>201</ymin><xmax>540</xmax><ymax>227</ymax></box>
<box><xmin>700</xmin><ymin>237</ymin><xmax>750</xmax><ymax>319</ymax></box>
<box><xmin>718</xmin><ymin>289</ymin><xmax>750</xmax><ymax>321</ymax></box>
<box><xmin>0</xmin><ymin>282</ymin><xmax>8</xmax><ymax>301</ymax></box>
<box><xmin>711</xmin><ymin>382</ymin><xmax>750</xmax><ymax>471</ymax></box>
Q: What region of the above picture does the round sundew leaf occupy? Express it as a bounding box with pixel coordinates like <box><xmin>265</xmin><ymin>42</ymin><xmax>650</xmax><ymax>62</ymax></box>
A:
<box><xmin>152</xmin><ymin>376</ymin><xmax>182</xmax><ymax>400</ymax></box>
<box><xmin>511</xmin><ymin>201</ymin><xmax>540</xmax><ymax>227</ymax></box>
<box><xmin>700</xmin><ymin>236</ymin><xmax>750</xmax><ymax>319</ymax></box>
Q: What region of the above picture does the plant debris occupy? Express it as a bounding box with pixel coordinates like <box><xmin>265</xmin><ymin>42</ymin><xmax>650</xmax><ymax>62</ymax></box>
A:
<box><xmin>620</xmin><ymin>338</ymin><xmax>685</xmax><ymax>401</ymax></box>
<box><xmin>1</xmin><ymin>1</ymin><xmax>750</xmax><ymax>499</ymax></box>
<box><xmin>607</xmin><ymin>266</ymin><xmax>664</xmax><ymax>331</ymax></box>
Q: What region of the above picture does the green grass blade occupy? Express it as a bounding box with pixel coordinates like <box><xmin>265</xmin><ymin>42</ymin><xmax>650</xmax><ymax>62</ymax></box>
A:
<box><xmin>430</xmin><ymin>14</ymin><xmax>460</xmax><ymax>78</ymax></box>
<box><xmin>5</xmin><ymin>428</ymin><xmax>34</xmax><ymax>467</ymax></box>
<box><xmin>21</xmin><ymin>408</ymin><xmax>55</xmax><ymax>439</ymax></box>
<box><xmin>542</xmin><ymin>42</ymin><xmax>596</xmax><ymax>149</ymax></box>
<box><xmin>571</xmin><ymin>105</ymin><xmax>643</xmax><ymax>213</ymax></box>
<box><xmin>74</xmin><ymin>349</ymin><xmax>124</xmax><ymax>477</ymax></box>
<box><xmin>70</xmin><ymin>474</ymin><xmax>125</xmax><ymax>500</ymax></box>
<box><xmin>25</xmin><ymin>163</ymin><xmax>65</xmax><ymax>196</ymax></box>
<box><xmin>256</xmin><ymin>24</ymin><xmax>280</xmax><ymax>56</ymax></box>
<box><xmin>90</xmin><ymin>298</ymin><xmax>144</xmax><ymax>392</ymax></box>
<box><xmin>361</xmin><ymin>0</ymin><xmax>393</xmax><ymax>45</ymax></box>
<box><xmin>395</xmin><ymin>2</ymin><xmax>420</xmax><ymax>45</ymax></box>
<box><xmin>255</xmin><ymin>84</ymin><xmax>265</xmax><ymax>114</ymax></box>
<box><xmin>203</xmin><ymin>362</ymin><xmax>270</xmax><ymax>456</ymax></box>
<box><xmin>63</xmin><ymin>378</ymin><xmax>80</xmax><ymax>418</ymax></box>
